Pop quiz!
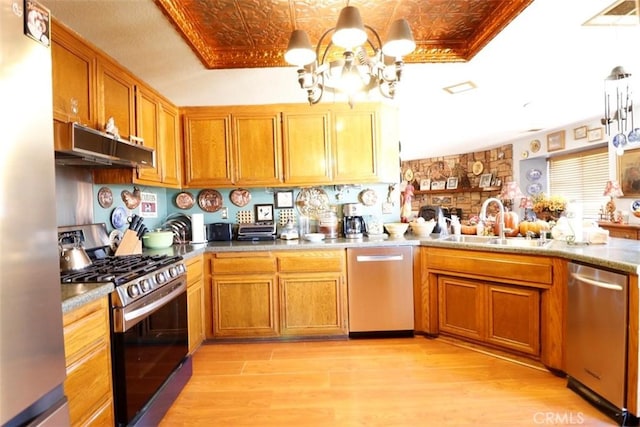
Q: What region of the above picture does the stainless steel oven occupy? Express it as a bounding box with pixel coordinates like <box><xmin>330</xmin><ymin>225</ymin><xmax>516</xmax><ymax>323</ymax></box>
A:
<box><xmin>59</xmin><ymin>224</ymin><xmax>192</xmax><ymax>427</ymax></box>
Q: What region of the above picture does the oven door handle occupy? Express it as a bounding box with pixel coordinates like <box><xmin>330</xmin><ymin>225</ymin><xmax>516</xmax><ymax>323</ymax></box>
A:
<box><xmin>113</xmin><ymin>280</ymin><xmax>186</xmax><ymax>333</ymax></box>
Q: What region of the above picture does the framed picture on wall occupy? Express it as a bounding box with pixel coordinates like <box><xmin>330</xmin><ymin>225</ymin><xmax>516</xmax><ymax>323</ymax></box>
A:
<box><xmin>419</xmin><ymin>179</ymin><xmax>431</xmax><ymax>191</ymax></box>
<box><xmin>547</xmin><ymin>130</ymin><xmax>565</xmax><ymax>152</ymax></box>
<box><xmin>431</xmin><ymin>181</ymin><xmax>446</xmax><ymax>190</ymax></box>
<box><xmin>446</xmin><ymin>177</ymin><xmax>458</xmax><ymax>190</ymax></box>
<box><xmin>254</xmin><ymin>204</ymin><xmax>274</xmax><ymax>222</ymax></box>
<box><xmin>479</xmin><ymin>173</ymin><xmax>492</xmax><ymax>188</ymax></box>
<box><xmin>573</xmin><ymin>126</ymin><xmax>587</xmax><ymax>140</ymax></box>
<box><xmin>618</xmin><ymin>147</ymin><xmax>640</xmax><ymax>197</ymax></box>
<box><xmin>588</xmin><ymin>127</ymin><xmax>604</xmax><ymax>142</ymax></box>
<box><xmin>274</xmin><ymin>191</ymin><xmax>294</xmax><ymax>208</ymax></box>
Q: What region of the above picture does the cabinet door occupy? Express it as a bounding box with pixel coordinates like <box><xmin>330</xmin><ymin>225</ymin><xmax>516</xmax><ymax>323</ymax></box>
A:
<box><xmin>282</xmin><ymin>110</ymin><xmax>332</xmax><ymax>184</ymax></box>
<box><xmin>438</xmin><ymin>276</ymin><xmax>484</xmax><ymax>341</ymax></box>
<box><xmin>183</xmin><ymin>111</ymin><xmax>234</xmax><ymax>187</ymax></box>
<box><xmin>187</xmin><ymin>283</ymin><xmax>204</xmax><ymax>353</ymax></box>
<box><xmin>97</xmin><ymin>58</ymin><xmax>135</xmax><ymax>141</ymax></box>
<box><xmin>233</xmin><ymin>112</ymin><xmax>283</xmax><ymax>186</ymax></box>
<box><xmin>331</xmin><ymin>107</ymin><xmax>378</xmax><ymax>183</ymax></box>
<box><xmin>51</xmin><ymin>21</ymin><xmax>95</xmax><ymax>125</ymax></box>
<box><xmin>159</xmin><ymin>101</ymin><xmax>182</xmax><ymax>187</ymax></box>
<box><xmin>135</xmin><ymin>87</ymin><xmax>161</xmax><ymax>183</ymax></box>
<box><xmin>211</xmin><ymin>276</ymin><xmax>279</xmax><ymax>338</ymax></box>
<box><xmin>485</xmin><ymin>284</ymin><xmax>540</xmax><ymax>356</ymax></box>
<box><xmin>279</xmin><ymin>273</ymin><xmax>347</xmax><ymax>336</ymax></box>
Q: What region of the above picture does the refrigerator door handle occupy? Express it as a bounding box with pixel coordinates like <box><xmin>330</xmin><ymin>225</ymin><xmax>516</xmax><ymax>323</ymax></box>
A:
<box><xmin>570</xmin><ymin>272</ymin><xmax>624</xmax><ymax>291</ymax></box>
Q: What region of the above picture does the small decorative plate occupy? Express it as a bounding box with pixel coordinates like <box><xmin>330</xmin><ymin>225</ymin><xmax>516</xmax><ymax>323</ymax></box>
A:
<box><xmin>530</xmin><ymin>139</ymin><xmax>541</xmax><ymax>153</ymax></box>
<box><xmin>472</xmin><ymin>161</ymin><xmax>484</xmax><ymax>176</ymax></box>
<box><xmin>526</xmin><ymin>168</ymin><xmax>542</xmax><ymax>181</ymax></box>
<box><xmin>521</xmin><ymin>150</ymin><xmax>529</xmax><ymax>159</ymax></box>
<box><xmin>230</xmin><ymin>188</ymin><xmax>252</xmax><ymax>207</ymax></box>
<box><xmin>197</xmin><ymin>189</ymin><xmax>223</xmax><ymax>213</ymax></box>
<box><xmin>175</xmin><ymin>192</ymin><xmax>195</xmax><ymax>210</ymax></box>
<box><xmin>110</xmin><ymin>206</ymin><xmax>127</xmax><ymax>229</ymax></box>
<box><xmin>359</xmin><ymin>189</ymin><xmax>378</xmax><ymax>206</ymax></box>
<box><xmin>526</xmin><ymin>182</ymin><xmax>543</xmax><ymax>196</ymax></box>
<box><xmin>97</xmin><ymin>186</ymin><xmax>113</xmax><ymax>208</ymax></box>
<box><xmin>296</xmin><ymin>187</ymin><xmax>329</xmax><ymax>220</ymax></box>
<box><xmin>632</xmin><ymin>200</ymin><xmax>640</xmax><ymax>211</ymax></box>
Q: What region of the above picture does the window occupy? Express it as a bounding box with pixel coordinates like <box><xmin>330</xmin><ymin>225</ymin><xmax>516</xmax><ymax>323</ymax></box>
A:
<box><xmin>549</xmin><ymin>147</ymin><xmax>608</xmax><ymax>220</ymax></box>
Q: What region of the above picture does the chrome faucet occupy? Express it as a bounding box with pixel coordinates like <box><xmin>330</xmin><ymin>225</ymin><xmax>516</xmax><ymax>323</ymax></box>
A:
<box><xmin>480</xmin><ymin>197</ymin><xmax>506</xmax><ymax>239</ymax></box>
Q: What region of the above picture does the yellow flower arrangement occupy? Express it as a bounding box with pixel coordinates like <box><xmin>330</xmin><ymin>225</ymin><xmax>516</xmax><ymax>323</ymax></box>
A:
<box><xmin>532</xmin><ymin>194</ymin><xmax>566</xmax><ymax>213</ymax></box>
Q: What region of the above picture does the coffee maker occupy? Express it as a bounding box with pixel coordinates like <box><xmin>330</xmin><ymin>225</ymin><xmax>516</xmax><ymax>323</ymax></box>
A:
<box><xmin>342</xmin><ymin>203</ymin><xmax>366</xmax><ymax>238</ymax></box>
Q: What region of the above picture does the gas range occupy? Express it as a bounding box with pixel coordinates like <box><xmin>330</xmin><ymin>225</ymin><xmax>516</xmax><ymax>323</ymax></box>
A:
<box><xmin>60</xmin><ymin>254</ymin><xmax>186</xmax><ymax>307</ymax></box>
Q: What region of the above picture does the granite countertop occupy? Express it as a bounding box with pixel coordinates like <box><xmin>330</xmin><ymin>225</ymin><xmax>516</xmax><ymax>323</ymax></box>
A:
<box><xmin>61</xmin><ymin>233</ymin><xmax>640</xmax><ymax>313</ymax></box>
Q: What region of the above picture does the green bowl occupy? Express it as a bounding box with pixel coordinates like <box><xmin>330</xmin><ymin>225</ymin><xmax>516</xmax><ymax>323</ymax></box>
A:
<box><xmin>142</xmin><ymin>231</ymin><xmax>174</xmax><ymax>249</ymax></box>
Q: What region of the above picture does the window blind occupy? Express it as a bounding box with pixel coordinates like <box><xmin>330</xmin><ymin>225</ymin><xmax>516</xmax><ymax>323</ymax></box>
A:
<box><xmin>549</xmin><ymin>147</ymin><xmax>608</xmax><ymax>219</ymax></box>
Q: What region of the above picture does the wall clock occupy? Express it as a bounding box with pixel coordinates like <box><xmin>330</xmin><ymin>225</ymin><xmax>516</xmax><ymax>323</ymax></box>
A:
<box><xmin>472</xmin><ymin>161</ymin><xmax>483</xmax><ymax>176</ymax></box>
<box><xmin>403</xmin><ymin>168</ymin><xmax>414</xmax><ymax>182</ymax></box>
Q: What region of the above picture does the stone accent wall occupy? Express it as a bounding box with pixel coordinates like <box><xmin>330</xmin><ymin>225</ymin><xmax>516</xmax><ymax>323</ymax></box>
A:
<box><xmin>401</xmin><ymin>144</ymin><xmax>513</xmax><ymax>220</ymax></box>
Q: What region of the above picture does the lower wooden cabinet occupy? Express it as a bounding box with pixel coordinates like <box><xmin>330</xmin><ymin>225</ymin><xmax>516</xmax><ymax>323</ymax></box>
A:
<box><xmin>62</xmin><ymin>297</ymin><xmax>114</xmax><ymax>427</ymax></box>
<box><xmin>186</xmin><ymin>255</ymin><xmax>205</xmax><ymax>353</ymax></box>
<box><xmin>597</xmin><ymin>221</ymin><xmax>640</xmax><ymax>240</ymax></box>
<box><xmin>438</xmin><ymin>275</ymin><xmax>540</xmax><ymax>356</ymax></box>
<box><xmin>206</xmin><ymin>250</ymin><xmax>347</xmax><ymax>339</ymax></box>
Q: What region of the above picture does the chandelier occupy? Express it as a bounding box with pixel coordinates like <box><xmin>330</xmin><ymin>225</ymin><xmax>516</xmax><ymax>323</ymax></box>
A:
<box><xmin>284</xmin><ymin>5</ymin><xmax>415</xmax><ymax>107</ymax></box>
<box><xmin>601</xmin><ymin>65</ymin><xmax>639</xmax><ymax>155</ymax></box>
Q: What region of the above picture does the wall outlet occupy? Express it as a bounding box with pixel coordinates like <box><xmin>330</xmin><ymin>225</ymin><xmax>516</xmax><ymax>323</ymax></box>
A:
<box><xmin>221</xmin><ymin>207</ymin><xmax>228</xmax><ymax>219</ymax></box>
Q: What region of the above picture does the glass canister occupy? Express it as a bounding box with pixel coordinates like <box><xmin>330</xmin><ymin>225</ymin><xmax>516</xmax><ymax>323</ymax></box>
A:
<box><xmin>318</xmin><ymin>209</ymin><xmax>339</xmax><ymax>239</ymax></box>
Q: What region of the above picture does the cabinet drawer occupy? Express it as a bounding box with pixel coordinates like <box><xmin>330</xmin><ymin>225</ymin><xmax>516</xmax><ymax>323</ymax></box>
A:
<box><xmin>64</xmin><ymin>341</ymin><xmax>112</xmax><ymax>426</ymax></box>
<box><xmin>607</xmin><ymin>229</ymin><xmax>639</xmax><ymax>240</ymax></box>
<box><xmin>63</xmin><ymin>299</ymin><xmax>109</xmax><ymax>363</ymax></box>
<box><xmin>186</xmin><ymin>256</ymin><xmax>203</xmax><ymax>286</ymax></box>
<box><xmin>212</xmin><ymin>252</ymin><xmax>276</xmax><ymax>274</ymax></box>
<box><xmin>427</xmin><ymin>248</ymin><xmax>553</xmax><ymax>287</ymax></box>
<box><xmin>277</xmin><ymin>250</ymin><xmax>345</xmax><ymax>273</ymax></box>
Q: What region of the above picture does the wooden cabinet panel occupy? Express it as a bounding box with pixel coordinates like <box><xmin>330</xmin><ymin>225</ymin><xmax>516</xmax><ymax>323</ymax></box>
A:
<box><xmin>438</xmin><ymin>276</ymin><xmax>484</xmax><ymax>341</ymax></box>
<box><xmin>186</xmin><ymin>256</ymin><xmax>204</xmax><ymax>353</ymax></box>
<box><xmin>183</xmin><ymin>110</ymin><xmax>234</xmax><ymax>187</ymax></box>
<box><xmin>51</xmin><ymin>21</ymin><xmax>95</xmax><ymax>125</ymax></box>
<box><xmin>233</xmin><ymin>112</ymin><xmax>283</xmax><ymax>186</ymax></box>
<box><xmin>280</xmin><ymin>274</ymin><xmax>346</xmax><ymax>336</ymax></box>
<box><xmin>135</xmin><ymin>87</ymin><xmax>161</xmax><ymax>183</ymax></box>
<box><xmin>97</xmin><ymin>58</ymin><xmax>135</xmax><ymax>140</ymax></box>
<box><xmin>212</xmin><ymin>277</ymin><xmax>279</xmax><ymax>338</ymax></box>
<box><xmin>63</xmin><ymin>298</ymin><xmax>114</xmax><ymax>427</ymax></box>
<box><xmin>212</xmin><ymin>252</ymin><xmax>276</xmax><ymax>274</ymax></box>
<box><xmin>597</xmin><ymin>222</ymin><xmax>640</xmax><ymax>240</ymax></box>
<box><xmin>486</xmin><ymin>284</ymin><xmax>540</xmax><ymax>355</ymax></box>
<box><xmin>331</xmin><ymin>108</ymin><xmax>378</xmax><ymax>182</ymax></box>
<box><xmin>277</xmin><ymin>250</ymin><xmax>344</xmax><ymax>273</ymax></box>
<box><xmin>159</xmin><ymin>101</ymin><xmax>181</xmax><ymax>187</ymax></box>
<box><xmin>282</xmin><ymin>110</ymin><xmax>332</xmax><ymax>184</ymax></box>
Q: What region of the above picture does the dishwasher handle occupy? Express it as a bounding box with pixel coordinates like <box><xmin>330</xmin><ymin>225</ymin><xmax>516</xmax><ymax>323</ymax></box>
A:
<box><xmin>355</xmin><ymin>254</ymin><xmax>404</xmax><ymax>262</ymax></box>
<box><xmin>570</xmin><ymin>272</ymin><xmax>624</xmax><ymax>291</ymax></box>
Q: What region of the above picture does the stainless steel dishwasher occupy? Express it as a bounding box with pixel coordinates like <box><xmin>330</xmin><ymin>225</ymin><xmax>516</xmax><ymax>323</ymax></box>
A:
<box><xmin>566</xmin><ymin>261</ymin><xmax>630</xmax><ymax>424</ymax></box>
<box><xmin>346</xmin><ymin>246</ymin><xmax>414</xmax><ymax>337</ymax></box>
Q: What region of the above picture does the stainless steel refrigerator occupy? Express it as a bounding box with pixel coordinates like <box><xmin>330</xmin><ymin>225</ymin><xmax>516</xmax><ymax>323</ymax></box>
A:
<box><xmin>1</xmin><ymin>2</ymin><xmax>69</xmax><ymax>425</ymax></box>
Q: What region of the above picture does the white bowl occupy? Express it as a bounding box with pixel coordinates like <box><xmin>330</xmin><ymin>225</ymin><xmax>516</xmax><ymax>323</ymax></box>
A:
<box><xmin>384</xmin><ymin>222</ymin><xmax>409</xmax><ymax>237</ymax></box>
<box><xmin>304</xmin><ymin>233</ymin><xmax>325</xmax><ymax>242</ymax></box>
<box><xmin>410</xmin><ymin>220</ymin><xmax>436</xmax><ymax>236</ymax></box>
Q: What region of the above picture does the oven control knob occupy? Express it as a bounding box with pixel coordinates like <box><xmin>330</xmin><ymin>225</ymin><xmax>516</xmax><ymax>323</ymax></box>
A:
<box><xmin>176</xmin><ymin>264</ymin><xmax>186</xmax><ymax>275</ymax></box>
<box><xmin>169</xmin><ymin>266</ymin><xmax>178</xmax><ymax>278</ymax></box>
<box><xmin>156</xmin><ymin>271</ymin><xmax>167</xmax><ymax>284</ymax></box>
<box><xmin>140</xmin><ymin>278</ymin><xmax>152</xmax><ymax>292</ymax></box>
<box><xmin>128</xmin><ymin>284</ymin><xmax>141</xmax><ymax>298</ymax></box>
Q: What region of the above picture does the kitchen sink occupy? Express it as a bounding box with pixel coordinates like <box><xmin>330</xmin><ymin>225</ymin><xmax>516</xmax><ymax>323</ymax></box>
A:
<box><xmin>441</xmin><ymin>235</ymin><xmax>497</xmax><ymax>244</ymax></box>
<box><xmin>441</xmin><ymin>234</ymin><xmax>552</xmax><ymax>248</ymax></box>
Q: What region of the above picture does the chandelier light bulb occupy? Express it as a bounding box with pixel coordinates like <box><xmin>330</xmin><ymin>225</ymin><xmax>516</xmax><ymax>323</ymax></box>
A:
<box><xmin>382</xmin><ymin>19</ymin><xmax>416</xmax><ymax>58</ymax></box>
<box><xmin>284</xmin><ymin>29</ymin><xmax>316</xmax><ymax>66</ymax></box>
<box><xmin>332</xmin><ymin>6</ymin><xmax>367</xmax><ymax>49</ymax></box>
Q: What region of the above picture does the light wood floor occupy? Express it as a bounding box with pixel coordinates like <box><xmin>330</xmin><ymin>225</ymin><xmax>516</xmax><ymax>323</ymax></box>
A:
<box><xmin>160</xmin><ymin>336</ymin><xmax>617</xmax><ymax>426</ymax></box>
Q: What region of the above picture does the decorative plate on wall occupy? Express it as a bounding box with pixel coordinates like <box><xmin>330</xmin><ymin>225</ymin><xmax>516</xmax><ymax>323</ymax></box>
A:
<box><xmin>97</xmin><ymin>186</ymin><xmax>113</xmax><ymax>208</ymax></box>
<box><xmin>359</xmin><ymin>189</ymin><xmax>378</xmax><ymax>206</ymax></box>
<box><xmin>526</xmin><ymin>168</ymin><xmax>542</xmax><ymax>181</ymax></box>
<box><xmin>197</xmin><ymin>189</ymin><xmax>223</xmax><ymax>213</ymax></box>
<box><xmin>230</xmin><ymin>188</ymin><xmax>252</xmax><ymax>207</ymax></box>
<box><xmin>472</xmin><ymin>161</ymin><xmax>484</xmax><ymax>176</ymax></box>
<box><xmin>175</xmin><ymin>192</ymin><xmax>195</xmax><ymax>209</ymax></box>
<box><xmin>526</xmin><ymin>182</ymin><xmax>543</xmax><ymax>196</ymax></box>
<box><xmin>296</xmin><ymin>187</ymin><xmax>329</xmax><ymax>219</ymax></box>
<box><xmin>530</xmin><ymin>139</ymin><xmax>541</xmax><ymax>153</ymax></box>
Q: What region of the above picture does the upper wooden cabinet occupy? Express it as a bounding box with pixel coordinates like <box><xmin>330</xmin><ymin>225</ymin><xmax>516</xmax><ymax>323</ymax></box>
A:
<box><xmin>182</xmin><ymin>109</ymin><xmax>234</xmax><ymax>187</ymax></box>
<box><xmin>135</xmin><ymin>87</ymin><xmax>161</xmax><ymax>183</ymax></box>
<box><xmin>97</xmin><ymin>58</ymin><xmax>136</xmax><ymax>141</ymax></box>
<box><xmin>51</xmin><ymin>21</ymin><xmax>95</xmax><ymax>126</ymax></box>
<box><xmin>182</xmin><ymin>103</ymin><xmax>399</xmax><ymax>187</ymax></box>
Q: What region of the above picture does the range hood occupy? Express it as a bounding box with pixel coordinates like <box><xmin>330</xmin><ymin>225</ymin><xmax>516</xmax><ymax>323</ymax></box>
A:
<box><xmin>54</xmin><ymin>122</ymin><xmax>155</xmax><ymax>168</ymax></box>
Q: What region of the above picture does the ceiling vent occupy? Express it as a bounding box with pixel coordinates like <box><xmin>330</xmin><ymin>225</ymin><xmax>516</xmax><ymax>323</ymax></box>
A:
<box><xmin>584</xmin><ymin>0</ymin><xmax>639</xmax><ymax>26</ymax></box>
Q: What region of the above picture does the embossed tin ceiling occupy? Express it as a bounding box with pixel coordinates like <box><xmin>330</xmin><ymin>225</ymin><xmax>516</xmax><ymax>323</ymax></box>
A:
<box><xmin>154</xmin><ymin>0</ymin><xmax>533</xmax><ymax>69</ymax></box>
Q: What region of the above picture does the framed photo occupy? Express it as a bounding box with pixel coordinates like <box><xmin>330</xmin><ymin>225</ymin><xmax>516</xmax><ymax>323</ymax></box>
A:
<box><xmin>618</xmin><ymin>147</ymin><xmax>640</xmax><ymax>197</ymax></box>
<box><xmin>430</xmin><ymin>181</ymin><xmax>446</xmax><ymax>190</ymax></box>
<box><xmin>546</xmin><ymin>130</ymin><xmax>565</xmax><ymax>152</ymax></box>
<box><xmin>479</xmin><ymin>173</ymin><xmax>493</xmax><ymax>188</ymax></box>
<box><xmin>573</xmin><ymin>126</ymin><xmax>587</xmax><ymax>140</ymax></box>
<box><xmin>419</xmin><ymin>178</ymin><xmax>431</xmax><ymax>191</ymax></box>
<box><xmin>254</xmin><ymin>204</ymin><xmax>274</xmax><ymax>222</ymax></box>
<box><xmin>24</xmin><ymin>0</ymin><xmax>50</xmax><ymax>47</ymax></box>
<box><xmin>274</xmin><ymin>191</ymin><xmax>294</xmax><ymax>208</ymax></box>
<box><xmin>588</xmin><ymin>127</ymin><xmax>604</xmax><ymax>142</ymax></box>
<box><xmin>446</xmin><ymin>177</ymin><xmax>458</xmax><ymax>190</ymax></box>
